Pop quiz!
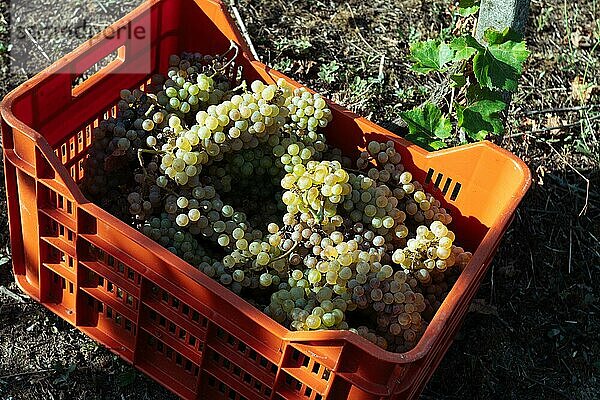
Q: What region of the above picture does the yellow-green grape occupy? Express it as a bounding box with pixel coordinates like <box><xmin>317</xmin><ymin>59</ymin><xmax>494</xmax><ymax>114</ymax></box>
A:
<box><xmin>218</xmin><ymin>234</ymin><xmax>230</xmax><ymax>247</ymax></box>
<box><xmin>249</xmin><ymin>242</ymin><xmax>261</xmax><ymax>255</ymax></box>
<box><xmin>305</xmin><ymin>315</ymin><xmax>321</xmax><ymax>329</ymax></box>
<box><xmin>177</xmin><ymin>196</ymin><xmax>189</xmax><ymax>208</ymax></box>
<box><xmin>307</xmin><ymin>269</ymin><xmax>321</xmax><ymax>284</ymax></box>
<box><xmin>322</xmin><ymin>313</ymin><xmax>336</xmax><ymax>327</ymax></box>
<box><xmin>176</xmin><ymin>214</ymin><xmax>189</xmax><ymax>227</ymax></box>
<box><xmin>188</xmin><ymin>208</ymin><xmax>201</xmax><ymax>221</ymax></box>
<box><xmin>392</xmin><ymin>249</ymin><xmax>405</xmax><ymax>264</ymax></box>
<box><xmin>339</xmin><ymin>266</ymin><xmax>352</xmax><ymax>280</ymax></box>
<box><xmin>259</xmin><ymin>273</ymin><xmax>273</xmax><ymax>287</ymax></box>
<box><xmin>431</xmin><ymin>220</ymin><xmax>448</xmax><ymax>238</ymax></box>
<box><xmin>256</xmin><ymin>252</ymin><xmax>270</xmax><ymax>266</ymax></box>
<box><xmin>142</xmin><ymin>119</ymin><xmax>154</xmax><ymax>131</ymax></box>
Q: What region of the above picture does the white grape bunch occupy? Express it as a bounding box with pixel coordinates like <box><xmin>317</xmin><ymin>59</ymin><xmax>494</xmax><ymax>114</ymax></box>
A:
<box><xmin>80</xmin><ymin>47</ymin><xmax>473</xmax><ymax>353</ymax></box>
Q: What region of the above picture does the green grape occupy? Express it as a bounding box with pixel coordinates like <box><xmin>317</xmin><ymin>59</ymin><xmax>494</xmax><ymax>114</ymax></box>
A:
<box><xmin>259</xmin><ymin>273</ymin><xmax>273</xmax><ymax>287</ymax></box>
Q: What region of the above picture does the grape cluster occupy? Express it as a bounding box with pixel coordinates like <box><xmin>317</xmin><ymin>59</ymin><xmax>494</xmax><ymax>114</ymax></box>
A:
<box><xmin>284</xmin><ymin>87</ymin><xmax>331</xmax><ymax>148</ymax></box>
<box><xmin>281</xmin><ymin>160</ymin><xmax>351</xmax><ymax>228</ymax></box>
<box><xmin>140</xmin><ymin>214</ymin><xmax>214</xmax><ymax>265</ymax></box>
<box><xmin>81</xmin><ymin>47</ymin><xmax>473</xmax><ymax>354</ymax></box>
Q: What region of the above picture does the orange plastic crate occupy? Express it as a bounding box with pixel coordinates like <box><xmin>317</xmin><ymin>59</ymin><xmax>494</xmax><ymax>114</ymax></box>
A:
<box><xmin>0</xmin><ymin>0</ymin><xmax>531</xmax><ymax>398</ymax></box>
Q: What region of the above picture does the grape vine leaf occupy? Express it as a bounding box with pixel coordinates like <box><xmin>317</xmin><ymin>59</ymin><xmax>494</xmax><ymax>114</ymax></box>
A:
<box><xmin>409</xmin><ymin>40</ymin><xmax>455</xmax><ymax>73</ymax></box>
<box><xmin>466</xmin><ymin>83</ymin><xmax>504</xmax><ymax>103</ymax></box>
<box><xmin>400</xmin><ymin>102</ymin><xmax>452</xmax><ymax>150</ymax></box>
<box><xmin>450</xmin><ymin>36</ymin><xmax>478</xmax><ymax>62</ymax></box>
<box><xmin>473</xmin><ymin>28</ymin><xmax>530</xmax><ymax>91</ymax></box>
<box><xmin>457</xmin><ymin>0</ymin><xmax>480</xmax><ymax>16</ymax></box>
<box><xmin>450</xmin><ymin>73</ymin><xmax>467</xmax><ymax>88</ymax></box>
<box><xmin>456</xmin><ymin>100</ymin><xmax>506</xmax><ymax>140</ymax></box>
<box><xmin>483</xmin><ymin>28</ymin><xmax>523</xmax><ymax>45</ymax></box>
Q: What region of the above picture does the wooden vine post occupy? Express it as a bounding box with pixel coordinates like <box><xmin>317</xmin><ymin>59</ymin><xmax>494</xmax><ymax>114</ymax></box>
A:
<box><xmin>475</xmin><ymin>0</ymin><xmax>530</xmax><ymax>39</ymax></box>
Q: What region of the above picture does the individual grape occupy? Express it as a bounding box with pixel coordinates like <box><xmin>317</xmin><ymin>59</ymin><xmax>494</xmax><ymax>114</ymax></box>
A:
<box><xmin>176</xmin><ymin>214</ymin><xmax>189</xmax><ymax>227</ymax></box>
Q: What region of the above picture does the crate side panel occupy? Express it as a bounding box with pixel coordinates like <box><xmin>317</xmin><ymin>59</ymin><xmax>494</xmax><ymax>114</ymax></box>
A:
<box><xmin>15</xmin><ymin>169</ymin><xmax>40</xmax><ymax>290</ymax></box>
<box><xmin>3</xmin><ymin>154</ymin><xmax>27</xmax><ymax>279</ymax></box>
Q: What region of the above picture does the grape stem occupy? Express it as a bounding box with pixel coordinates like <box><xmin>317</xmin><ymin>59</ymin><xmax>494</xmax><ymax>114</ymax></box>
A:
<box><xmin>220</xmin><ymin>40</ymin><xmax>240</xmax><ymax>68</ymax></box>
<box><xmin>226</xmin><ymin>80</ymin><xmax>247</xmax><ymax>95</ymax></box>
<box><xmin>138</xmin><ymin>148</ymin><xmax>165</xmax><ymax>173</ymax></box>
<box><xmin>137</xmin><ymin>148</ymin><xmax>166</xmax><ymax>184</ymax></box>
<box><xmin>208</xmin><ymin>40</ymin><xmax>240</xmax><ymax>79</ymax></box>
<box><xmin>315</xmin><ymin>200</ymin><xmax>325</xmax><ymax>224</ymax></box>
<box><xmin>144</xmin><ymin>104</ymin><xmax>156</xmax><ymax>117</ymax></box>
<box><xmin>267</xmin><ymin>241</ymin><xmax>299</xmax><ymax>265</ymax></box>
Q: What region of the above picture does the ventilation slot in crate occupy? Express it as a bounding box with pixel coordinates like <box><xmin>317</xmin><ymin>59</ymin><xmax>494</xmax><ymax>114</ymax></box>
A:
<box><xmin>77</xmin><ymin>240</ymin><xmax>143</xmax><ymax>299</ymax></box>
<box><xmin>42</xmin><ymin>268</ymin><xmax>75</xmax><ymax>305</ymax></box>
<box><xmin>203</xmin><ymin>373</ymin><xmax>250</xmax><ymax>400</ymax></box>
<box><xmin>108</xmin><ymin>258</ymin><xmax>143</xmax><ymax>288</ymax></box>
<box><xmin>79</xmin><ymin>266</ymin><xmax>139</xmax><ymax>319</ymax></box>
<box><xmin>279</xmin><ymin>347</ymin><xmax>331</xmax><ymax>398</ymax></box>
<box><xmin>136</xmin><ymin>329</ymin><xmax>200</xmax><ymax>394</ymax></box>
<box><xmin>54</xmin><ymin>124</ymin><xmax>94</xmax><ymax>168</ymax></box>
<box><xmin>37</xmin><ymin>264</ymin><xmax>76</xmax><ymax>324</ymax></box>
<box><xmin>203</xmin><ymin>347</ymin><xmax>274</xmax><ymax>399</ymax></box>
<box><xmin>275</xmin><ymin>371</ymin><xmax>324</xmax><ymax>400</ymax></box>
<box><xmin>40</xmin><ymin>216</ymin><xmax>75</xmax><ymax>246</ymax></box>
<box><xmin>43</xmin><ymin>188</ymin><xmax>74</xmax><ymax>216</ymax></box>
<box><xmin>425</xmin><ymin>168</ymin><xmax>462</xmax><ymax>201</ymax></box>
<box><xmin>38</xmin><ymin>185</ymin><xmax>77</xmax><ymax>228</ymax></box>
<box><xmin>78</xmin><ymin>291</ymin><xmax>137</xmax><ymax>353</ymax></box>
<box><xmin>213</xmin><ymin>327</ymin><xmax>278</xmax><ymax>378</ymax></box>
<box><xmin>147</xmin><ymin>283</ymin><xmax>210</xmax><ymax>332</ymax></box>
<box><xmin>140</xmin><ymin>305</ymin><xmax>205</xmax><ymax>358</ymax></box>
<box><xmin>41</xmin><ymin>240</ymin><xmax>76</xmax><ymax>283</ymax></box>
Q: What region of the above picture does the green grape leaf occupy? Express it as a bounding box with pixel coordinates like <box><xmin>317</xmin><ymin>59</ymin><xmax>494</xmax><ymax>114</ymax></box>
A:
<box><xmin>450</xmin><ymin>74</ymin><xmax>467</xmax><ymax>88</ymax></box>
<box><xmin>473</xmin><ymin>28</ymin><xmax>530</xmax><ymax>91</ymax></box>
<box><xmin>466</xmin><ymin>83</ymin><xmax>504</xmax><ymax>103</ymax></box>
<box><xmin>429</xmin><ymin>140</ymin><xmax>448</xmax><ymax>150</ymax></box>
<box><xmin>483</xmin><ymin>27</ymin><xmax>524</xmax><ymax>45</ymax></box>
<box><xmin>457</xmin><ymin>0</ymin><xmax>480</xmax><ymax>16</ymax></box>
<box><xmin>450</xmin><ymin>36</ymin><xmax>478</xmax><ymax>62</ymax></box>
<box><xmin>464</xmin><ymin>34</ymin><xmax>485</xmax><ymax>51</ymax></box>
<box><xmin>400</xmin><ymin>103</ymin><xmax>452</xmax><ymax>150</ymax></box>
<box><xmin>456</xmin><ymin>100</ymin><xmax>506</xmax><ymax>141</ymax></box>
<box><xmin>409</xmin><ymin>40</ymin><xmax>455</xmax><ymax>73</ymax></box>
<box><xmin>404</xmin><ymin>133</ymin><xmax>449</xmax><ymax>150</ymax></box>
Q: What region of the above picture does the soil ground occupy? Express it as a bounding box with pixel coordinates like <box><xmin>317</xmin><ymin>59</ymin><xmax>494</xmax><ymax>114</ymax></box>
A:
<box><xmin>0</xmin><ymin>0</ymin><xmax>598</xmax><ymax>399</ymax></box>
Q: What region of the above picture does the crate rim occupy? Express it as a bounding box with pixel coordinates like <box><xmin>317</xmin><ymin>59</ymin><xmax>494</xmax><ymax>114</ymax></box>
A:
<box><xmin>0</xmin><ymin>0</ymin><xmax>532</xmax><ymax>367</ymax></box>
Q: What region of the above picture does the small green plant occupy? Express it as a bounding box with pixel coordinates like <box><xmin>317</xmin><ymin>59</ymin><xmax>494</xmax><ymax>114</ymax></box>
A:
<box><xmin>116</xmin><ymin>367</ymin><xmax>137</xmax><ymax>387</ymax></box>
<box><xmin>52</xmin><ymin>362</ymin><xmax>77</xmax><ymax>387</ymax></box>
<box><xmin>394</xmin><ymin>87</ymin><xmax>416</xmax><ymax>101</ymax></box>
<box><xmin>273</xmin><ymin>37</ymin><xmax>312</xmax><ymax>54</ymax></box>
<box><xmin>535</xmin><ymin>6</ymin><xmax>554</xmax><ymax>32</ymax></box>
<box><xmin>272</xmin><ymin>57</ymin><xmax>293</xmax><ymax>73</ymax></box>
<box><xmin>457</xmin><ymin>0</ymin><xmax>480</xmax><ymax>17</ymax></box>
<box><xmin>345</xmin><ymin>75</ymin><xmax>383</xmax><ymax>106</ymax></box>
<box><xmin>401</xmin><ymin>19</ymin><xmax>529</xmax><ymax>149</ymax></box>
<box><xmin>318</xmin><ymin>61</ymin><xmax>340</xmax><ymax>84</ymax></box>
